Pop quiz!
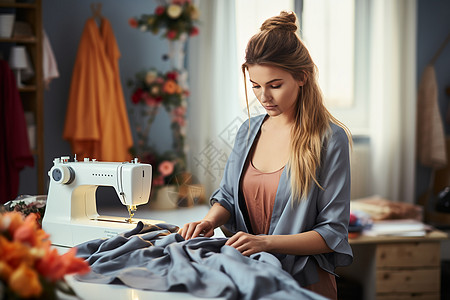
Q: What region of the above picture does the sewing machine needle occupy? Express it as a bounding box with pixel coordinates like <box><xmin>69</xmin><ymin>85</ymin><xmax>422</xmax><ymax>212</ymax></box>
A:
<box><xmin>126</xmin><ymin>205</ymin><xmax>137</xmax><ymax>223</ymax></box>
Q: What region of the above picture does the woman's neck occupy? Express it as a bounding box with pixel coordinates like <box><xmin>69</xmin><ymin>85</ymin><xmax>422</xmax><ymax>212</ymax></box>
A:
<box><xmin>265</xmin><ymin>113</ymin><xmax>295</xmax><ymax>129</ymax></box>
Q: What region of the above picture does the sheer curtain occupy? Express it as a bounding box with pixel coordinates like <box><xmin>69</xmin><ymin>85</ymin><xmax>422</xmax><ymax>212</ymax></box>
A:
<box><xmin>368</xmin><ymin>0</ymin><xmax>417</xmax><ymax>203</ymax></box>
<box><xmin>186</xmin><ymin>0</ymin><xmax>241</xmax><ymax>197</ymax></box>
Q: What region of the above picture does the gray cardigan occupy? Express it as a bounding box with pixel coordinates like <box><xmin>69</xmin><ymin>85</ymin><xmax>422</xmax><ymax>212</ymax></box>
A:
<box><xmin>211</xmin><ymin>114</ymin><xmax>353</xmax><ymax>286</ymax></box>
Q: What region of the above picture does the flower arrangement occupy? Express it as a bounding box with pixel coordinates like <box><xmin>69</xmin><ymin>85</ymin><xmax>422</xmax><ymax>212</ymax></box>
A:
<box><xmin>0</xmin><ymin>211</ymin><xmax>90</xmax><ymax>299</ymax></box>
<box><xmin>128</xmin><ymin>68</ymin><xmax>188</xmax><ymax>190</ymax></box>
<box><xmin>4</xmin><ymin>198</ymin><xmax>46</xmax><ymax>226</ymax></box>
<box><xmin>129</xmin><ymin>0</ymin><xmax>199</xmax><ymax>40</ymax></box>
<box><xmin>137</xmin><ymin>148</ymin><xmax>186</xmax><ymax>190</ymax></box>
<box><xmin>130</xmin><ymin>69</ymin><xmax>188</xmax><ymax>110</ymax></box>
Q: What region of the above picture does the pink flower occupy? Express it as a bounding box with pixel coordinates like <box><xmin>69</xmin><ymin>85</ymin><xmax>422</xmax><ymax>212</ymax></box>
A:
<box><xmin>172</xmin><ymin>115</ymin><xmax>185</xmax><ymax>127</ymax></box>
<box><xmin>158</xmin><ymin>160</ymin><xmax>174</xmax><ymax>177</ymax></box>
<box><xmin>143</xmin><ymin>92</ymin><xmax>160</xmax><ymax>107</ymax></box>
<box><xmin>173</xmin><ymin>106</ymin><xmax>186</xmax><ymax>116</ymax></box>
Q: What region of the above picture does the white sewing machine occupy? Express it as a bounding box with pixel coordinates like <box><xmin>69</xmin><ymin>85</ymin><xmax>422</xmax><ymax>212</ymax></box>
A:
<box><xmin>42</xmin><ymin>156</ymin><xmax>163</xmax><ymax>248</ymax></box>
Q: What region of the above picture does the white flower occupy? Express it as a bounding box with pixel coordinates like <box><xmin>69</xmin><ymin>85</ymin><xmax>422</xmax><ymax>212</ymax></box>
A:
<box><xmin>145</xmin><ymin>71</ymin><xmax>158</xmax><ymax>84</ymax></box>
<box><xmin>167</xmin><ymin>4</ymin><xmax>182</xmax><ymax>19</ymax></box>
<box><xmin>189</xmin><ymin>5</ymin><xmax>199</xmax><ymax>20</ymax></box>
<box><xmin>140</xmin><ymin>25</ymin><xmax>148</xmax><ymax>32</ymax></box>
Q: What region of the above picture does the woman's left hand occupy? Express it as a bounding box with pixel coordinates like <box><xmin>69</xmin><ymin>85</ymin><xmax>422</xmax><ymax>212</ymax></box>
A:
<box><xmin>225</xmin><ymin>231</ymin><xmax>270</xmax><ymax>256</ymax></box>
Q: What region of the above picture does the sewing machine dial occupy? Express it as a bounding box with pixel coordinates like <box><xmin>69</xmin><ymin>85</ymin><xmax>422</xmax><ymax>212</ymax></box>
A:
<box><xmin>50</xmin><ymin>165</ymin><xmax>75</xmax><ymax>184</ymax></box>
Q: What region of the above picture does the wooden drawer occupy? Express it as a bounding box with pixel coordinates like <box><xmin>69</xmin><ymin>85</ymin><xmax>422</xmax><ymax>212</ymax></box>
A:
<box><xmin>376</xmin><ymin>242</ymin><xmax>440</xmax><ymax>268</ymax></box>
<box><xmin>376</xmin><ymin>268</ymin><xmax>440</xmax><ymax>293</ymax></box>
<box><xmin>375</xmin><ymin>293</ymin><xmax>440</xmax><ymax>300</ymax></box>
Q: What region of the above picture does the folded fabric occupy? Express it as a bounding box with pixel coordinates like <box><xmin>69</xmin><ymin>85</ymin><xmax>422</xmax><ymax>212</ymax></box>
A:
<box><xmin>75</xmin><ymin>222</ymin><xmax>325</xmax><ymax>300</ymax></box>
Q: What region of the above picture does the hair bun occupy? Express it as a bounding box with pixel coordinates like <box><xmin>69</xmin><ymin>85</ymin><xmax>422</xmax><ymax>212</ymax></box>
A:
<box><xmin>260</xmin><ymin>11</ymin><xmax>297</xmax><ymax>33</ymax></box>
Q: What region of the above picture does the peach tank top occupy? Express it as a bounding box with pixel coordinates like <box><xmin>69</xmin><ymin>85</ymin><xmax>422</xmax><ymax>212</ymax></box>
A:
<box><xmin>241</xmin><ymin>160</ymin><xmax>285</xmax><ymax>235</ymax></box>
<box><xmin>242</xmin><ymin>160</ymin><xmax>337</xmax><ymax>299</ymax></box>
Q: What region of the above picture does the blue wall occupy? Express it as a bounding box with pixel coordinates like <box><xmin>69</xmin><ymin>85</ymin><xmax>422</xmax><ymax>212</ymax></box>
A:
<box><xmin>19</xmin><ymin>0</ymin><xmax>175</xmax><ymax>194</ymax></box>
<box><xmin>415</xmin><ymin>0</ymin><xmax>450</xmax><ymax>202</ymax></box>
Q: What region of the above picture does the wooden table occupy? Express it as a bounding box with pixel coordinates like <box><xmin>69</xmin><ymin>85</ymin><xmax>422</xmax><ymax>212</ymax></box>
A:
<box><xmin>336</xmin><ymin>230</ymin><xmax>448</xmax><ymax>300</ymax></box>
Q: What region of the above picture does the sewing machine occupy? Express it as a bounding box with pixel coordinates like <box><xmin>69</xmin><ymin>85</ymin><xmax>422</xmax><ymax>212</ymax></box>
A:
<box><xmin>42</xmin><ymin>156</ymin><xmax>163</xmax><ymax>248</ymax></box>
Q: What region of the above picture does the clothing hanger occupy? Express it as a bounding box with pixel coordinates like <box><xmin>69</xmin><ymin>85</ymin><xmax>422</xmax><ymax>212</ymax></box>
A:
<box><xmin>90</xmin><ymin>2</ymin><xmax>103</xmax><ymax>23</ymax></box>
<box><xmin>429</xmin><ymin>32</ymin><xmax>450</xmax><ymax>65</ymax></box>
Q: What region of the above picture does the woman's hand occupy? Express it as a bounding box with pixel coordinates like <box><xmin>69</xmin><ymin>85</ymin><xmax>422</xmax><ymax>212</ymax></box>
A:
<box><xmin>225</xmin><ymin>231</ymin><xmax>270</xmax><ymax>256</ymax></box>
<box><xmin>178</xmin><ymin>202</ymin><xmax>231</xmax><ymax>240</ymax></box>
<box><xmin>178</xmin><ymin>220</ymin><xmax>215</xmax><ymax>240</ymax></box>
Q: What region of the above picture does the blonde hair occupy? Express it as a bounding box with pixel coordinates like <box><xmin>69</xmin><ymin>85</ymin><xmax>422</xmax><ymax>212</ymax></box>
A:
<box><xmin>242</xmin><ymin>11</ymin><xmax>351</xmax><ymax>202</ymax></box>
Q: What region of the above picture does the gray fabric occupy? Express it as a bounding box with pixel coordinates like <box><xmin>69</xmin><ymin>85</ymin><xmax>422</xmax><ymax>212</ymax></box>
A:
<box><xmin>210</xmin><ymin>114</ymin><xmax>353</xmax><ymax>286</ymax></box>
<box><xmin>75</xmin><ymin>222</ymin><xmax>326</xmax><ymax>300</ymax></box>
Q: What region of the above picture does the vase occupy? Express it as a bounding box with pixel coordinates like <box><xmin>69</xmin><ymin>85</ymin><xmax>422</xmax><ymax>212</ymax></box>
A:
<box><xmin>168</xmin><ymin>33</ymin><xmax>187</xmax><ymax>71</ymax></box>
<box><xmin>149</xmin><ymin>185</ymin><xmax>178</xmax><ymax>210</ymax></box>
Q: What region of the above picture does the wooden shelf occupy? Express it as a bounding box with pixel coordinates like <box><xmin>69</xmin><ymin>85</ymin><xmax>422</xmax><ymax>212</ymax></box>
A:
<box><xmin>0</xmin><ymin>0</ymin><xmax>44</xmax><ymax>194</ymax></box>
<box><xmin>0</xmin><ymin>36</ymin><xmax>37</xmax><ymax>43</ymax></box>
<box><xmin>18</xmin><ymin>85</ymin><xmax>37</xmax><ymax>92</ymax></box>
<box><xmin>0</xmin><ymin>2</ymin><xmax>37</xmax><ymax>9</ymax></box>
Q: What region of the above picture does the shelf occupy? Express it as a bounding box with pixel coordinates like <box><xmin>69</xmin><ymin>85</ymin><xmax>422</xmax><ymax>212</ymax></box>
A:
<box><xmin>0</xmin><ymin>0</ymin><xmax>44</xmax><ymax>195</ymax></box>
<box><xmin>18</xmin><ymin>85</ymin><xmax>37</xmax><ymax>92</ymax></box>
<box><xmin>0</xmin><ymin>36</ymin><xmax>37</xmax><ymax>43</ymax></box>
<box><xmin>0</xmin><ymin>2</ymin><xmax>37</xmax><ymax>9</ymax></box>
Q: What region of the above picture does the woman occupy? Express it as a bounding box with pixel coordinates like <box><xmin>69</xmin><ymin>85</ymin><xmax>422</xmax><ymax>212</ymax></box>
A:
<box><xmin>179</xmin><ymin>11</ymin><xmax>353</xmax><ymax>299</ymax></box>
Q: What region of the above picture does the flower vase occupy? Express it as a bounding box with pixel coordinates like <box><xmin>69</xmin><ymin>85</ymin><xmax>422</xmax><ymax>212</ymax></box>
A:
<box><xmin>149</xmin><ymin>185</ymin><xmax>179</xmax><ymax>210</ymax></box>
<box><xmin>168</xmin><ymin>33</ymin><xmax>187</xmax><ymax>71</ymax></box>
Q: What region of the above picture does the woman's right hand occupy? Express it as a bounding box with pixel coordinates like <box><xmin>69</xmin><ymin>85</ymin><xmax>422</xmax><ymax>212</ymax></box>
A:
<box><xmin>178</xmin><ymin>220</ymin><xmax>215</xmax><ymax>240</ymax></box>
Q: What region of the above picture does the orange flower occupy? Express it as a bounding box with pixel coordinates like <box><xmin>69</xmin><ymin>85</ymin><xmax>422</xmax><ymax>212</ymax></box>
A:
<box><xmin>163</xmin><ymin>79</ymin><xmax>177</xmax><ymax>94</ymax></box>
<box><xmin>9</xmin><ymin>262</ymin><xmax>42</xmax><ymax>298</ymax></box>
<box><xmin>0</xmin><ymin>211</ymin><xmax>90</xmax><ymax>298</ymax></box>
<box><xmin>0</xmin><ymin>260</ymin><xmax>13</xmax><ymax>281</ymax></box>
<box><xmin>13</xmin><ymin>213</ymin><xmax>49</xmax><ymax>247</ymax></box>
<box><xmin>36</xmin><ymin>247</ymin><xmax>90</xmax><ymax>282</ymax></box>
<box><xmin>63</xmin><ymin>248</ymin><xmax>91</xmax><ymax>275</ymax></box>
<box><xmin>0</xmin><ymin>236</ymin><xmax>34</xmax><ymax>269</ymax></box>
<box><xmin>1</xmin><ymin>211</ymin><xmax>24</xmax><ymax>236</ymax></box>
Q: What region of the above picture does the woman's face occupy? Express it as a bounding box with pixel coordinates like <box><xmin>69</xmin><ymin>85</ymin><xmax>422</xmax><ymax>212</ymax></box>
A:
<box><xmin>247</xmin><ymin>64</ymin><xmax>303</xmax><ymax>119</ymax></box>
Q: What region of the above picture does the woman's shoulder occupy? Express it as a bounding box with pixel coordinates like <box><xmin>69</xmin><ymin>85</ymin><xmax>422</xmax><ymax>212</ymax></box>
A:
<box><xmin>326</xmin><ymin>122</ymin><xmax>350</xmax><ymax>145</ymax></box>
<box><xmin>242</xmin><ymin>114</ymin><xmax>266</xmax><ymax>126</ymax></box>
<box><xmin>237</xmin><ymin>114</ymin><xmax>266</xmax><ymax>133</ymax></box>
<box><xmin>329</xmin><ymin>122</ymin><xmax>347</xmax><ymax>135</ymax></box>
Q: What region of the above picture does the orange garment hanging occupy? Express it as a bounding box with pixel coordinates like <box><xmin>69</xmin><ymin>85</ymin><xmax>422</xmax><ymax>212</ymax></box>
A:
<box><xmin>63</xmin><ymin>16</ymin><xmax>132</xmax><ymax>162</ymax></box>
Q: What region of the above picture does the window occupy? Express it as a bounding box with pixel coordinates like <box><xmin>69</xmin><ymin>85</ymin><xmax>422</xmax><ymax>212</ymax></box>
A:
<box><xmin>302</xmin><ymin>0</ymin><xmax>370</xmax><ymax>135</ymax></box>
